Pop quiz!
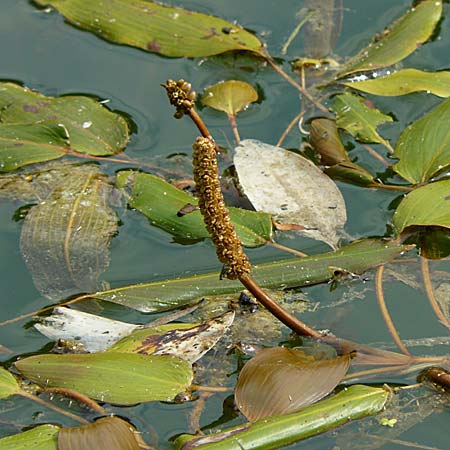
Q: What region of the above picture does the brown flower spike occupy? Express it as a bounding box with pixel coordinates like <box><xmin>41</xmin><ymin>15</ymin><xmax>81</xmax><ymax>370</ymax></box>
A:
<box><xmin>192</xmin><ymin>137</ymin><xmax>251</xmax><ymax>279</ymax></box>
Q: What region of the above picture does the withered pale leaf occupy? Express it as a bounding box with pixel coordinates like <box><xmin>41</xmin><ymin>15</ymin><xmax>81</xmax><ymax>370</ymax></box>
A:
<box><xmin>108</xmin><ymin>311</ymin><xmax>235</xmax><ymax>363</ymax></box>
<box><xmin>234</xmin><ymin>346</ymin><xmax>350</xmax><ymax>422</ymax></box>
<box><xmin>58</xmin><ymin>416</ymin><xmax>139</xmax><ymax>450</ymax></box>
<box><xmin>234</xmin><ymin>139</ymin><xmax>347</xmax><ymax>248</ymax></box>
<box><xmin>20</xmin><ymin>164</ymin><xmax>118</xmax><ymax>299</ymax></box>
<box><xmin>35</xmin><ymin>307</ymin><xmax>139</xmax><ymax>352</ymax></box>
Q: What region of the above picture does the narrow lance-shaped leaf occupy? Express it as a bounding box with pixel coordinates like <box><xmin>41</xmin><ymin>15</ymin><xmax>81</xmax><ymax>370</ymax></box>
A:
<box><xmin>118</xmin><ymin>171</ymin><xmax>272</xmax><ymax>247</ymax></box>
<box><xmin>338</xmin><ymin>0</ymin><xmax>442</xmax><ymax>76</ymax></box>
<box><xmin>392</xmin><ymin>180</ymin><xmax>450</xmax><ymax>235</ymax></box>
<box><xmin>33</xmin><ymin>0</ymin><xmax>264</xmax><ymax>58</ymax></box>
<box><xmin>0</xmin><ymin>424</ymin><xmax>59</xmax><ymax>450</ymax></box>
<box><xmin>93</xmin><ymin>239</ymin><xmax>410</xmax><ymax>312</ymax></box>
<box><xmin>58</xmin><ymin>417</ymin><xmax>139</xmax><ymax>450</ymax></box>
<box><xmin>332</xmin><ymin>92</ymin><xmax>393</xmax><ymax>146</ymax></box>
<box><xmin>174</xmin><ymin>385</ymin><xmax>390</xmax><ymax>449</ymax></box>
<box><xmin>341</xmin><ymin>69</ymin><xmax>450</xmax><ymax>98</ymax></box>
<box><xmin>235</xmin><ymin>347</ymin><xmax>350</xmax><ymax>421</ymax></box>
<box><xmin>21</xmin><ymin>164</ymin><xmax>118</xmax><ymax>300</ymax></box>
<box><xmin>393</xmin><ymin>97</ymin><xmax>450</xmax><ymax>184</ymax></box>
<box><xmin>0</xmin><ymin>82</ymin><xmax>129</xmax><ymax>163</ymax></box>
<box><xmin>202</xmin><ymin>80</ymin><xmax>258</xmax><ymax>116</ymax></box>
<box><xmin>15</xmin><ymin>353</ymin><xmax>193</xmax><ymax>405</ymax></box>
<box><xmin>234</xmin><ymin>139</ymin><xmax>347</xmax><ymax>249</ymax></box>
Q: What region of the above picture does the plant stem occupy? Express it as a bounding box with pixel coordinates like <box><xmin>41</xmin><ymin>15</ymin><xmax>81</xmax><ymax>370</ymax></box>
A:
<box><xmin>41</xmin><ymin>387</ymin><xmax>107</xmax><ymax>415</ymax></box>
<box><xmin>227</xmin><ymin>113</ymin><xmax>241</xmax><ymax>144</ymax></box>
<box><xmin>266</xmin><ymin>241</ymin><xmax>308</xmax><ymax>257</ymax></box>
<box><xmin>421</xmin><ymin>257</ymin><xmax>450</xmax><ymax>332</ymax></box>
<box><xmin>375</xmin><ymin>265</ymin><xmax>411</xmax><ymax>356</ymax></box>
<box><xmin>368</xmin><ymin>182</ymin><xmax>412</xmax><ymax>192</ymax></box>
<box><xmin>362</xmin><ymin>144</ymin><xmax>390</xmax><ymax>166</ymax></box>
<box><xmin>190</xmin><ymin>385</ymin><xmax>232</xmax><ymax>393</ymax></box>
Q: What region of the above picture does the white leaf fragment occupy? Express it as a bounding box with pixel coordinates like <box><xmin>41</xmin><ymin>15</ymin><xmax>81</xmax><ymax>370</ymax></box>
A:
<box><xmin>35</xmin><ymin>307</ymin><xmax>139</xmax><ymax>352</ymax></box>
<box><xmin>234</xmin><ymin>139</ymin><xmax>347</xmax><ymax>248</ymax></box>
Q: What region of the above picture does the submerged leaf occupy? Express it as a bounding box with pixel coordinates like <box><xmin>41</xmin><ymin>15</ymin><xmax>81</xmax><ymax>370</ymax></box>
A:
<box><xmin>119</xmin><ymin>171</ymin><xmax>272</xmax><ymax>247</ymax></box>
<box><xmin>202</xmin><ymin>80</ymin><xmax>258</xmax><ymax>116</ymax></box>
<box><xmin>15</xmin><ymin>353</ymin><xmax>193</xmax><ymax>405</ymax></box>
<box><xmin>33</xmin><ymin>0</ymin><xmax>264</xmax><ymax>58</ymax></box>
<box><xmin>339</xmin><ymin>0</ymin><xmax>442</xmax><ymax>76</ymax></box>
<box><xmin>94</xmin><ymin>239</ymin><xmax>410</xmax><ymax>312</ymax></box>
<box><xmin>20</xmin><ymin>164</ymin><xmax>118</xmax><ymax>299</ymax></box>
<box><xmin>392</xmin><ymin>180</ymin><xmax>450</xmax><ymax>235</ymax></box>
<box><xmin>341</xmin><ymin>69</ymin><xmax>450</xmax><ymax>98</ymax></box>
<box><xmin>393</xmin><ymin>97</ymin><xmax>450</xmax><ymax>184</ymax></box>
<box><xmin>174</xmin><ymin>385</ymin><xmax>390</xmax><ymax>449</ymax></box>
<box><xmin>108</xmin><ymin>311</ymin><xmax>234</xmax><ymax>363</ymax></box>
<box><xmin>0</xmin><ymin>424</ymin><xmax>59</xmax><ymax>450</ymax></box>
<box><xmin>35</xmin><ymin>307</ymin><xmax>139</xmax><ymax>352</ymax></box>
<box><xmin>0</xmin><ymin>82</ymin><xmax>129</xmax><ymax>162</ymax></box>
<box><xmin>0</xmin><ymin>367</ymin><xmax>19</xmax><ymax>399</ymax></box>
<box><xmin>234</xmin><ymin>139</ymin><xmax>346</xmax><ymax>248</ymax></box>
<box><xmin>235</xmin><ymin>347</ymin><xmax>350</xmax><ymax>421</ymax></box>
<box><xmin>58</xmin><ymin>416</ymin><xmax>139</xmax><ymax>450</ymax></box>
<box><xmin>332</xmin><ymin>92</ymin><xmax>393</xmax><ymax>145</ymax></box>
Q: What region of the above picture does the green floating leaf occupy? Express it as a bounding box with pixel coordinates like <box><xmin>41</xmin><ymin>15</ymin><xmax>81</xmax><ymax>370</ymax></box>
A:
<box><xmin>325</xmin><ymin>161</ymin><xmax>375</xmax><ymax>187</ymax></box>
<box><xmin>309</xmin><ymin>118</ymin><xmax>350</xmax><ymax>166</ymax></box>
<box><xmin>235</xmin><ymin>347</ymin><xmax>350</xmax><ymax>422</ymax></box>
<box><xmin>0</xmin><ymin>122</ymin><xmax>70</xmax><ymax>172</ymax></box>
<box><xmin>58</xmin><ymin>416</ymin><xmax>139</xmax><ymax>450</ymax></box>
<box><xmin>0</xmin><ymin>367</ymin><xmax>19</xmax><ymax>399</ymax></box>
<box><xmin>202</xmin><ymin>80</ymin><xmax>258</xmax><ymax>116</ymax></box>
<box><xmin>341</xmin><ymin>69</ymin><xmax>450</xmax><ymax>98</ymax></box>
<box><xmin>108</xmin><ymin>311</ymin><xmax>234</xmax><ymax>364</ymax></box>
<box><xmin>339</xmin><ymin>0</ymin><xmax>442</xmax><ymax>76</ymax></box>
<box><xmin>34</xmin><ymin>0</ymin><xmax>264</xmax><ymax>58</ymax></box>
<box><xmin>0</xmin><ymin>424</ymin><xmax>59</xmax><ymax>450</ymax></box>
<box><xmin>393</xmin><ymin>97</ymin><xmax>450</xmax><ymax>184</ymax></box>
<box><xmin>174</xmin><ymin>385</ymin><xmax>390</xmax><ymax>449</ymax></box>
<box><xmin>392</xmin><ymin>180</ymin><xmax>450</xmax><ymax>235</ymax></box>
<box><xmin>333</xmin><ymin>92</ymin><xmax>393</xmax><ymax>145</ymax></box>
<box><xmin>20</xmin><ymin>164</ymin><xmax>118</xmax><ymax>300</ymax></box>
<box><xmin>119</xmin><ymin>171</ymin><xmax>272</xmax><ymax>247</ymax></box>
<box><xmin>0</xmin><ymin>82</ymin><xmax>129</xmax><ymax>170</ymax></box>
<box><xmin>93</xmin><ymin>239</ymin><xmax>409</xmax><ymax>312</ymax></box>
<box><xmin>15</xmin><ymin>353</ymin><xmax>193</xmax><ymax>405</ymax></box>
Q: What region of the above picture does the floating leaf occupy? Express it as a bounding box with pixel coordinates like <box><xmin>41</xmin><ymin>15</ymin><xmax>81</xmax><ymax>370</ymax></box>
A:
<box><xmin>35</xmin><ymin>307</ymin><xmax>139</xmax><ymax>353</ymax></box>
<box><xmin>202</xmin><ymin>80</ymin><xmax>258</xmax><ymax>116</ymax></box>
<box><xmin>234</xmin><ymin>139</ymin><xmax>346</xmax><ymax>248</ymax></box>
<box><xmin>0</xmin><ymin>424</ymin><xmax>59</xmax><ymax>450</ymax></box>
<box><xmin>58</xmin><ymin>416</ymin><xmax>139</xmax><ymax>450</ymax></box>
<box><xmin>21</xmin><ymin>164</ymin><xmax>118</xmax><ymax>299</ymax></box>
<box><xmin>235</xmin><ymin>347</ymin><xmax>350</xmax><ymax>421</ymax></box>
<box><xmin>309</xmin><ymin>118</ymin><xmax>350</xmax><ymax>166</ymax></box>
<box><xmin>0</xmin><ymin>367</ymin><xmax>19</xmax><ymax>399</ymax></box>
<box><xmin>174</xmin><ymin>385</ymin><xmax>390</xmax><ymax>449</ymax></box>
<box><xmin>339</xmin><ymin>0</ymin><xmax>442</xmax><ymax>76</ymax></box>
<box><xmin>325</xmin><ymin>161</ymin><xmax>375</xmax><ymax>187</ymax></box>
<box><xmin>393</xmin><ymin>97</ymin><xmax>450</xmax><ymax>184</ymax></box>
<box><xmin>15</xmin><ymin>353</ymin><xmax>193</xmax><ymax>405</ymax></box>
<box><xmin>93</xmin><ymin>239</ymin><xmax>409</xmax><ymax>312</ymax></box>
<box><xmin>392</xmin><ymin>180</ymin><xmax>450</xmax><ymax>235</ymax></box>
<box><xmin>33</xmin><ymin>0</ymin><xmax>264</xmax><ymax>58</ymax></box>
<box><xmin>0</xmin><ymin>122</ymin><xmax>70</xmax><ymax>172</ymax></box>
<box><xmin>119</xmin><ymin>171</ymin><xmax>272</xmax><ymax>247</ymax></box>
<box><xmin>332</xmin><ymin>92</ymin><xmax>393</xmax><ymax>145</ymax></box>
<box><xmin>0</xmin><ymin>82</ymin><xmax>129</xmax><ymax>166</ymax></box>
<box><xmin>108</xmin><ymin>311</ymin><xmax>234</xmax><ymax>363</ymax></box>
<box><xmin>341</xmin><ymin>69</ymin><xmax>450</xmax><ymax>98</ymax></box>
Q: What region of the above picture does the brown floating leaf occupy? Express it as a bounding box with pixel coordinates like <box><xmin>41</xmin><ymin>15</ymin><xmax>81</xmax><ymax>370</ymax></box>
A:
<box><xmin>202</xmin><ymin>80</ymin><xmax>258</xmax><ymax>116</ymax></box>
<box><xmin>58</xmin><ymin>416</ymin><xmax>139</xmax><ymax>450</ymax></box>
<box><xmin>234</xmin><ymin>346</ymin><xmax>350</xmax><ymax>421</ymax></box>
<box><xmin>20</xmin><ymin>163</ymin><xmax>118</xmax><ymax>299</ymax></box>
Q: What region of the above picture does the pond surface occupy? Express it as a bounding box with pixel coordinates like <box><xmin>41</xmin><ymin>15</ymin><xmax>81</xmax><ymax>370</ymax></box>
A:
<box><xmin>0</xmin><ymin>1</ymin><xmax>449</xmax><ymax>449</ymax></box>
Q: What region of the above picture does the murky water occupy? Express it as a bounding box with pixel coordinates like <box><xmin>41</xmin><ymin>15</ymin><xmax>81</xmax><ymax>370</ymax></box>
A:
<box><xmin>0</xmin><ymin>1</ymin><xmax>449</xmax><ymax>449</ymax></box>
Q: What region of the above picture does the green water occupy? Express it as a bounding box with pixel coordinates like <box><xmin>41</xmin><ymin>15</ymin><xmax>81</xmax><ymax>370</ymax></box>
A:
<box><xmin>0</xmin><ymin>1</ymin><xmax>449</xmax><ymax>449</ymax></box>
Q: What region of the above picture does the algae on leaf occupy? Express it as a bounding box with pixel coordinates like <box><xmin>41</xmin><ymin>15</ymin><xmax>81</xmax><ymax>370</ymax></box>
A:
<box><xmin>20</xmin><ymin>163</ymin><xmax>118</xmax><ymax>299</ymax></box>
<box><xmin>33</xmin><ymin>0</ymin><xmax>264</xmax><ymax>58</ymax></box>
